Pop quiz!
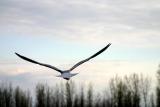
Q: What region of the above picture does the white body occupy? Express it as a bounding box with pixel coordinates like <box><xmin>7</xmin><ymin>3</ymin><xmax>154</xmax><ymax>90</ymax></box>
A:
<box><xmin>57</xmin><ymin>72</ymin><xmax>78</xmax><ymax>80</ymax></box>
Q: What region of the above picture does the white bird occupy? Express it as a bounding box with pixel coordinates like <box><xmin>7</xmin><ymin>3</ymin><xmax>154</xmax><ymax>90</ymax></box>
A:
<box><xmin>15</xmin><ymin>43</ymin><xmax>111</xmax><ymax>80</ymax></box>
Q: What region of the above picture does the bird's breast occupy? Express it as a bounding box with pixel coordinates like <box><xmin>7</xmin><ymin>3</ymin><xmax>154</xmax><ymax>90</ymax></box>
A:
<box><xmin>61</xmin><ymin>72</ymin><xmax>72</xmax><ymax>78</ymax></box>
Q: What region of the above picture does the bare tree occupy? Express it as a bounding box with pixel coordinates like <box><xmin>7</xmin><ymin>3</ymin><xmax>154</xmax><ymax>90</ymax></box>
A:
<box><xmin>14</xmin><ymin>87</ymin><xmax>32</xmax><ymax>107</ymax></box>
<box><xmin>53</xmin><ymin>84</ymin><xmax>62</xmax><ymax>107</ymax></box>
<box><xmin>94</xmin><ymin>93</ymin><xmax>102</xmax><ymax>107</ymax></box>
<box><xmin>150</xmin><ymin>93</ymin><xmax>155</xmax><ymax>107</ymax></box>
<box><xmin>80</xmin><ymin>85</ymin><xmax>85</xmax><ymax>107</ymax></box>
<box><xmin>128</xmin><ymin>74</ymin><xmax>141</xmax><ymax>107</ymax></box>
<box><xmin>35</xmin><ymin>84</ymin><xmax>46</xmax><ymax>107</ymax></box>
<box><xmin>156</xmin><ymin>64</ymin><xmax>160</xmax><ymax>107</ymax></box>
<box><xmin>46</xmin><ymin>87</ymin><xmax>52</xmax><ymax>107</ymax></box>
<box><xmin>102</xmin><ymin>89</ymin><xmax>112</xmax><ymax>107</ymax></box>
<box><xmin>3</xmin><ymin>83</ymin><xmax>15</xmax><ymax>107</ymax></box>
<box><xmin>109</xmin><ymin>77</ymin><xmax>118</xmax><ymax>107</ymax></box>
<box><xmin>87</xmin><ymin>83</ymin><xmax>93</xmax><ymax>107</ymax></box>
<box><xmin>73</xmin><ymin>94</ymin><xmax>79</xmax><ymax>107</ymax></box>
<box><xmin>140</xmin><ymin>75</ymin><xmax>151</xmax><ymax>107</ymax></box>
<box><xmin>65</xmin><ymin>81</ymin><xmax>75</xmax><ymax>107</ymax></box>
<box><xmin>109</xmin><ymin>76</ymin><xmax>127</xmax><ymax>107</ymax></box>
<box><xmin>0</xmin><ymin>83</ymin><xmax>6</xmax><ymax>107</ymax></box>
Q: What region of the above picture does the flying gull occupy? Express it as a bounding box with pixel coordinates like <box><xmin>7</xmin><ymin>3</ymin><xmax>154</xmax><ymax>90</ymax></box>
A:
<box><xmin>15</xmin><ymin>43</ymin><xmax>111</xmax><ymax>80</ymax></box>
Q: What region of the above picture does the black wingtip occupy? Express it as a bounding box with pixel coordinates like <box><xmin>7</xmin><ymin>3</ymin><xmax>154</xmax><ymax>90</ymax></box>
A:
<box><xmin>105</xmin><ymin>43</ymin><xmax>111</xmax><ymax>48</ymax></box>
<box><xmin>15</xmin><ymin>52</ymin><xmax>18</xmax><ymax>55</ymax></box>
<box><xmin>15</xmin><ymin>52</ymin><xmax>19</xmax><ymax>56</ymax></box>
<box><xmin>15</xmin><ymin>52</ymin><xmax>23</xmax><ymax>58</ymax></box>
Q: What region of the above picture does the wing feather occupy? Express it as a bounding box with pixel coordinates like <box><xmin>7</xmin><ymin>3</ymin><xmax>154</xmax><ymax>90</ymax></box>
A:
<box><xmin>15</xmin><ymin>53</ymin><xmax>62</xmax><ymax>73</ymax></box>
<box><xmin>69</xmin><ymin>43</ymin><xmax>111</xmax><ymax>71</ymax></box>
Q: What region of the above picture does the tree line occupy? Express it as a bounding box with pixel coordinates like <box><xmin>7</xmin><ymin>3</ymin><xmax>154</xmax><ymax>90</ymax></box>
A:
<box><xmin>0</xmin><ymin>65</ymin><xmax>160</xmax><ymax>107</ymax></box>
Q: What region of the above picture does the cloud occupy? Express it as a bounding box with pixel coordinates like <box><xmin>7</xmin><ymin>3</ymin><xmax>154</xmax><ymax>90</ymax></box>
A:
<box><xmin>0</xmin><ymin>0</ymin><xmax>160</xmax><ymax>47</ymax></box>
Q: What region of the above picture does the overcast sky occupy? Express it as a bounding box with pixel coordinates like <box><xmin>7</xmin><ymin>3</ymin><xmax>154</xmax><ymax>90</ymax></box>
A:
<box><xmin>0</xmin><ymin>0</ymin><xmax>160</xmax><ymax>91</ymax></box>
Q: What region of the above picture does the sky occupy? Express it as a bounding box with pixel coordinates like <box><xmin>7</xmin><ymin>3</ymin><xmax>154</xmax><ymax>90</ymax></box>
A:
<box><xmin>0</xmin><ymin>0</ymin><xmax>160</xmax><ymax>91</ymax></box>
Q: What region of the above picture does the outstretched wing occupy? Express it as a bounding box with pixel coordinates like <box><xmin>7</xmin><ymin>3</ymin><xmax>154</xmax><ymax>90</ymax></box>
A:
<box><xmin>69</xmin><ymin>43</ymin><xmax>111</xmax><ymax>71</ymax></box>
<box><xmin>15</xmin><ymin>53</ymin><xmax>62</xmax><ymax>73</ymax></box>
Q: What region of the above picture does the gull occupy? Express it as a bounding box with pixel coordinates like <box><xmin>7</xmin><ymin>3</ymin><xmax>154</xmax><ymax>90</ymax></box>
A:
<box><xmin>15</xmin><ymin>43</ymin><xmax>111</xmax><ymax>80</ymax></box>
